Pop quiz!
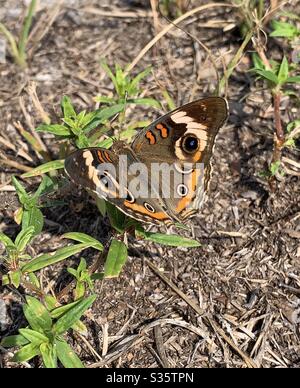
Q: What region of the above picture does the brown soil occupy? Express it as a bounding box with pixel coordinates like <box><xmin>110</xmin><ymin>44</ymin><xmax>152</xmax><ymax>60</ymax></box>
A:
<box><xmin>0</xmin><ymin>0</ymin><xmax>300</xmax><ymax>368</ymax></box>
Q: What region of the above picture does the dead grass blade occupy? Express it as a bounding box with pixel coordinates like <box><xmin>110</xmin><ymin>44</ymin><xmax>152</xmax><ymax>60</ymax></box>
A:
<box><xmin>146</xmin><ymin>259</ymin><xmax>257</xmax><ymax>368</ymax></box>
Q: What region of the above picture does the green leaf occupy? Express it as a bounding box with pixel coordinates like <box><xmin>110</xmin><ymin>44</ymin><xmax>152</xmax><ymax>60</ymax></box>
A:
<box><xmin>287</xmin><ymin>120</ymin><xmax>300</xmax><ymax>133</ymax></box>
<box><xmin>61</xmin><ymin>96</ymin><xmax>77</xmax><ymax>119</ymax></box>
<box><xmin>141</xmin><ymin>232</ymin><xmax>201</xmax><ymax>247</ymax></box>
<box><xmin>0</xmin><ymin>232</ymin><xmax>15</xmax><ymax>249</ymax></box>
<box><xmin>13</xmin><ymin>343</ymin><xmax>40</xmax><ymax>362</ymax></box>
<box><xmin>22</xmin><ymin>207</ymin><xmax>44</xmax><ymax>236</ymax></box>
<box><xmin>106</xmin><ymin>202</ymin><xmax>126</xmax><ymax>233</ymax></box>
<box><xmin>62</xmin><ymin>233</ymin><xmax>103</xmax><ymax>251</ymax></box>
<box><xmin>52</xmin><ymin>295</ymin><xmax>96</xmax><ymax>335</ymax></box>
<box><xmin>1</xmin><ymin>334</ymin><xmax>29</xmax><ymax>348</ymax></box>
<box><xmin>270</xmin><ymin>160</ymin><xmax>281</xmax><ymax>176</ymax></box>
<box><xmin>9</xmin><ymin>270</ymin><xmax>22</xmax><ymax>288</ymax></box>
<box><xmin>83</xmin><ymin>105</ymin><xmax>125</xmax><ymax>133</ymax></box>
<box><xmin>162</xmin><ymin>89</ymin><xmax>176</xmax><ymax>110</ymax></box>
<box><xmin>44</xmin><ymin>295</ymin><xmax>58</xmax><ymax>311</ymax></box>
<box><xmin>270</xmin><ymin>20</ymin><xmax>299</xmax><ymax>38</ymax></box>
<box><xmin>74</xmin><ymin>282</ymin><xmax>85</xmax><ymax>300</ymax></box>
<box><xmin>128</xmin><ymin>67</ymin><xmax>152</xmax><ymax>95</ymax></box>
<box><xmin>22</xmin><ymin>243</ymin><xmax>92</xmax><ymax>273</ymax></box>
<box><xmin>94</xmin><ymin>138</ymin><xmax>114</xmax><ymax>149</ymax></box>
<box><xmin>50</xmin><ymin>299</ymin><xmax>83</xmax><ymax>319</ymax></box>
<box><xmin>286</xmin><ymin>76</ymin><xmax>300</xmax><ymax>83</ymax></box>
<box><xmin>104</xmin><ymin>239</ymin><xmax>128</xmax><ymax>278</ymax></box>
<box><xmin>94</xmin><ymin>96</ymin><xmax>115</xmax><ymax>104</ymax></box>
<box><xmin>40</xmin><ymin>343</ymin><xmax>57</xmax><ymax>368</ymax></box>
<box><xmin>252</xmin><ymin>53</ymin><xmax>265</xmax><ymax>71</ymax></box>
<box><xmin>72</xmin><ymin>320</ymin><xmax>88</xmax><ymax>335</ymax></box>
<box><xmin>36</xmin><ymin>124</ymin><xmax>71</xmax><ymax>136</ymax></box>
<box><xmin>19</xmin><ymin>328</ymin><xmax>49</xmax><ymax>346</ymax></box>
<box><xmin>28</xmin><ymin>272</ymin><xmax>41</xmax><ymax>289</ymax></box>
<box><xmin>254</xmin><ymin>69</ymin><xmax>279</xmax><ymax>85</ymax></box>
<box><xmin>23</xmin><ymin>296</ymin><xmax>52</xmax><ymax>334</ymax></box>
<box><xmin>12</xmin><ymin>176</ymin><xmax>29</xmax><ymax>204</ymax></box>
<box><xmin>55</xmin><ymin>338</ymin><xmax>84</xmax><ymax>368</ymax></box>
<box><xmin>21</xmin><ymin>160</ymin><xmax>65</xmax><ymax>178</ymax></box>
<box><xmin>101</xmin><ymin>62</ymin><xmax>118</xmax><ymax>94</ymax></box>
<box><xmin>33</xmin><ymin>176</ymin><xmax>55</xmax><ymax>200</ymax></box>
<box><xmin>67</xmin><ymin>267</ymin><xmax>78</xmax><ymax>279</ymax></box>
<box><xmin>2</xmin><ymin>275</ymin><xmax>10</xmax><ymax>286</ymax></box>
<box><xmin>278</xmin><ymin>56</ymin><xmax>289</xmax><ymax>85</ymax></box>
<box><xmin>15</xmin><ymin>226</ymin><xmax>35</xmax><ymax>252</ymax></box>
<box><xmin>96</xmin><ymin>198</ymin><xmax>107</xmax><ymax>217</ymax></box>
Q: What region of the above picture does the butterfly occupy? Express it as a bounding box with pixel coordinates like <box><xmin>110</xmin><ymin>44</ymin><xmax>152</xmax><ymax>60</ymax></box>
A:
<box><xmin>65</xmin><ymin>97</ymin><xmax>228</xmax><ymax>227</ymax></box>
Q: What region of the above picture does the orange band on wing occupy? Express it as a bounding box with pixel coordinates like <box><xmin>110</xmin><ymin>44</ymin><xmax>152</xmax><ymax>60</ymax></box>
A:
<box><xmin>156</xmin><ymin>123</ymin><xmax>169</xmax><ymax>138</ymax></box>
<box><xmin>124</xmin><ymin>201</ymin><xmax>169</xmax><ymax>221</ymax></box>
<box><xmin>176</xmin><ymin>169</ymin><xmax>199</xmax><ymax>213</ymax></box>
<box><xmin>104</xmin><ymin>151</ymin><xmax>112</xmax><ymax>163</ymax></box>
<box><xmin>192</xmin><ymin>150</ymin><xmax>202</xmax><ymax>163</ymax></box>
<box><xmin>146</xmin><ymin>131</ymin><xmax>156</xmax><ymax>145</ymax></box>
<box><xmin>97</xmin><ymin>150</ymin><xmax>105</xmax><ymax>163</ymax></box>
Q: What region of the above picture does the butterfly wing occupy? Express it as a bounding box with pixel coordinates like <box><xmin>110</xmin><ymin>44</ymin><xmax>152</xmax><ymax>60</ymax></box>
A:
<box><xmin>64</xmin><ymin>147</ymin><xmax>174</xmax><ymax>226</ymax></box>
<box><xmin>131</xmin><ymin>97</ymin><xmax>228</xmax><ymax>222</ymax></box>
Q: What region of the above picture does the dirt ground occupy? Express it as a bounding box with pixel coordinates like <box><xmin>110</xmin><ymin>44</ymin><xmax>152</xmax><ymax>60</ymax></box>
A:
<box><xmin>0</xmin><ymin>0</ymin><xmax>300</xmax><ymax>368</ymax></box>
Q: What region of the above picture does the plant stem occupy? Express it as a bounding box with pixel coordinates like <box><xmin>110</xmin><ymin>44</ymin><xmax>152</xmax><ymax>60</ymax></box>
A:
<box><xmin>0</xmin><ymin>23</ymin><xmax>20</xmax><ymax>65</ymax></box>
<box><xmin>218</xmin><ymin>29</ymin><xmax>253</xmax><ymax>95</ymax></box>
<box><xmin>18</xmin><ymin>0</ymin><xmax>37</xmax><ymax>68</ymax></box>
<box><xmin>272</xmin><ymin>90</ymin><xmax>285</xmax><ymax>145</ymax></box>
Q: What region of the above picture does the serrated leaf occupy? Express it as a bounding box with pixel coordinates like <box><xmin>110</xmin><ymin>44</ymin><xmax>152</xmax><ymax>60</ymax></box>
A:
<box><xmin>22</xmin><ymin>243</ymin><xmax>92</xmax><ymax>273</ymax></box>
<box><xmin>104</xmin><ymin>239</ymin><xmax>128</xmax><ymax>278</ymax></box>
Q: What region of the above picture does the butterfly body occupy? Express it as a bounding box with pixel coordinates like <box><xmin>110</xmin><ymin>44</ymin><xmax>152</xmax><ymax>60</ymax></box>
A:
<box><xmin>65</xmin><ymin>97</ymin><xmax>228</xmax><ymax>226</ymax></box>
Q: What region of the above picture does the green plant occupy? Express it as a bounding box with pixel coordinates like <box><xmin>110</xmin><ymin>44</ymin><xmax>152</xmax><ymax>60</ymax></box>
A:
<box><xmin>0</xmin><ymin>295</ymin><xmax>96</xmax><ymax>368</ymax></box>
<box><xmin>36</xmin><ymin>96</ymin><xmax>125</xmax><ymax>149</ymax></box>
<box><xmin>0</xmin><ymin>230</ymin><xmax>103</xmax><ymax>289</ymax></box>
<box><xmin>12</xmin><ymin>175</ymin><xmax>54</xmax><ymax>235</ymax></box>
<box><xmin>0</xmin><ymin>0</ymin><xmax>37</xmax><ymax>67</ymax></box>
<box><xmin>95</xmin><ymin>63</ymin><xmax>161</xmax><ymax>109</ymax></box>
